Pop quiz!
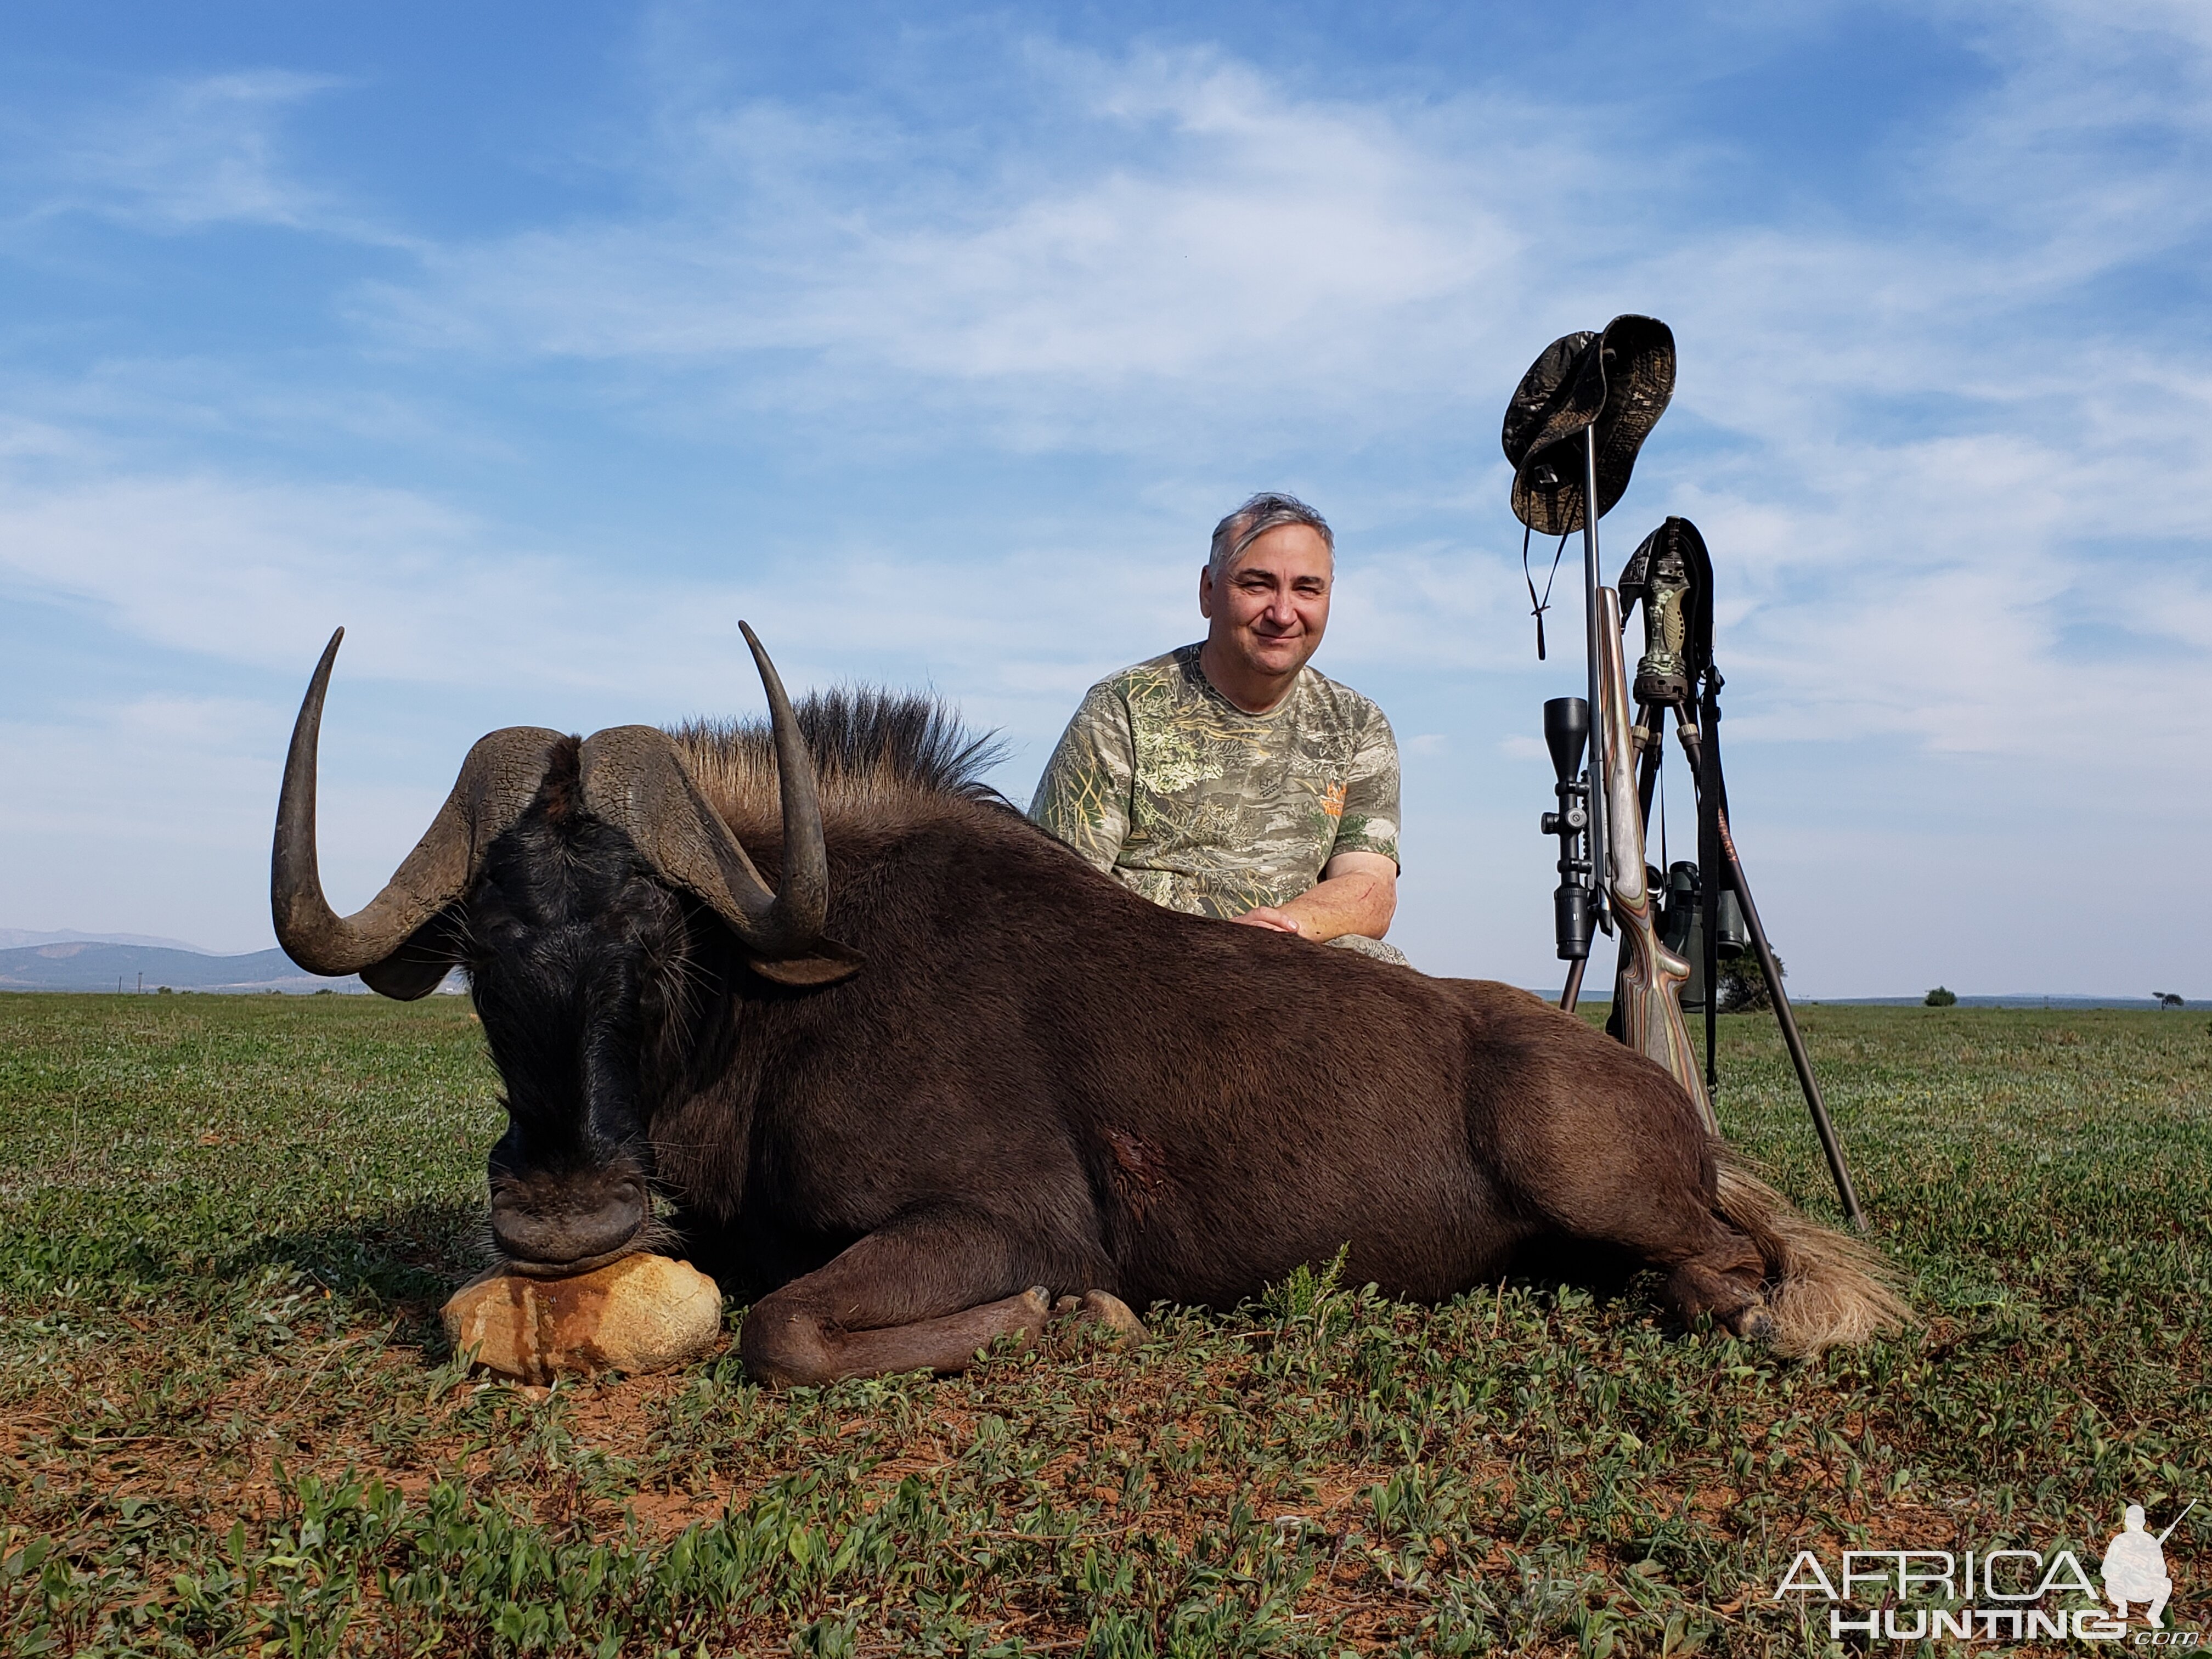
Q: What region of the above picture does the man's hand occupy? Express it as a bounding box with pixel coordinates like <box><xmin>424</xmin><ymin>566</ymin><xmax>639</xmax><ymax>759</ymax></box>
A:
<box><xmin>1230</xmin><ymin>851</ymin><xmax>1397</xmax><ymax>944</ymax></box>
<box><xmin>1228</xmin><ymin>906</ymin><xmax>1304</xmax><ymax>934</ymax></box>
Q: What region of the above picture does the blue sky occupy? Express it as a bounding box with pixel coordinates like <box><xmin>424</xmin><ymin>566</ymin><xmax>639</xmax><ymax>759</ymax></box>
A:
<box><xmin>2</xmin><ymin>1</ymin><xmax>2206</xmax><ymax>995</ymax></box>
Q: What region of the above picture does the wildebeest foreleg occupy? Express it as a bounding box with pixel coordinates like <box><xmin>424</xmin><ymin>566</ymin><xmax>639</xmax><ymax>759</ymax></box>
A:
<box><xmin>737</xmin><ymin>1208</ymin><xmax>1062</xmax><ymax>1387</ymax></box>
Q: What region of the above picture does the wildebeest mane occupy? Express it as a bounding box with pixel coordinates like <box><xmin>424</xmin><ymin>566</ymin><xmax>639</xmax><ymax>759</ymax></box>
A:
<box><xmin>668</xmin><ymin>689</ymin><xmax>1013</xmax><ymax>834</ymax></box>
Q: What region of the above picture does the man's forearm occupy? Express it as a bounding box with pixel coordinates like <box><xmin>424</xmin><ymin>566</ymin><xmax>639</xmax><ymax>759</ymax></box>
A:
<box><xmin>1278</xmin><ymin>869</ymin><xmax>1396</xmax><ymax>943</ymax></box>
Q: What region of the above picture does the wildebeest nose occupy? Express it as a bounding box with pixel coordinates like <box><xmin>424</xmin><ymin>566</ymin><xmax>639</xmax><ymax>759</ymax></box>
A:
<box><xmin>489</xmin><ymin>1175</ymin><xmax>647</xmax><ymax>1275</ymax></box>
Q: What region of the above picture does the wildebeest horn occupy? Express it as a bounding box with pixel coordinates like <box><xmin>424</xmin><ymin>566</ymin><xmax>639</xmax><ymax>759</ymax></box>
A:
<box><xmin>578</xmin><ymin>623</ymin><xmax>862</xmax><ymax>987</ymax></box>
<box><xmin>272</xmin><ymin>628</ymin><xmax>565</xmax><ymax>992</ymax></box>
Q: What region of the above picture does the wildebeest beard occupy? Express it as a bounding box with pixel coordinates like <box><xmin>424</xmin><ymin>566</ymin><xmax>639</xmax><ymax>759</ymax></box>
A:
<box><xmin>271</xmin><ymin>630</ymin><xmax>1911</xmax><ymax>1387</ymax></box>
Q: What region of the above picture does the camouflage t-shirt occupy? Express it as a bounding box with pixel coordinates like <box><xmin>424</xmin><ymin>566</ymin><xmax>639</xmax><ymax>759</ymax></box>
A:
<box><xmin>1029</xmin><ymin>644</ymin><xmax>1401</xmax><ymax>919</ymax></box>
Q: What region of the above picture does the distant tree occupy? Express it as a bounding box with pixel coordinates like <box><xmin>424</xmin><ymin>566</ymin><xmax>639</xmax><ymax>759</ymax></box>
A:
<box><xmin>1718</xmin><ymin>954</ymin><xmax>1784</xmax><ymax>1014</ymax></box>
<box><xmin>2153</xmin><ymin>991</ymin><xmax>2183</xmax><ymax>1009</ymax></box>
<box><xmin>1925</xmin><ymin>986</ymin><xmax>1957</xmax><ymax>1007</ymax></box>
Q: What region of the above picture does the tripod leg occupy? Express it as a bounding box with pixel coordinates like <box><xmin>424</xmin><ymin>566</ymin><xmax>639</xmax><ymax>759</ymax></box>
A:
<box><xmin>1675</xmin><ymin>721</ymin><xmax>1867</xmax><ymax>1232</ymax></box>
<box><xmin>1696</xmin><ymin>694</ymin><xmax>1719</xmax><ymax>1099</ymax></box>
<box><xmin>1714</xmin><ymin>810</ymin><xmax>1868</xmax><ymax>1232</ymax></box>
<box><xmin>1634</xmin><ymin>699</ymin><xmax>1663</xmax><ymax>828</ymax></box>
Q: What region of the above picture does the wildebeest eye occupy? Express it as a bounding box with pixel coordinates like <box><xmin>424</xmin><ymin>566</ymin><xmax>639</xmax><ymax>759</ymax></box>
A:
<box><xmin>471</xmin><ymin>910</ymin><xmax>535</xmax><ymax>953</ymax></box>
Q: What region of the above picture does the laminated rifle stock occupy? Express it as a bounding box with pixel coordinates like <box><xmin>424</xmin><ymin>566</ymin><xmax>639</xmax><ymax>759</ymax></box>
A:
<box><xmin>1596</xmin><ymin>588</ymin><xmax>1717</xmax><ymax>1132</ymax></box>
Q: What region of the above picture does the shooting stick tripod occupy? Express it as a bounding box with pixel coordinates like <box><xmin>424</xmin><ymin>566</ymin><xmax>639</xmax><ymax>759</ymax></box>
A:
<box><xmin>1628</xmin><ymin>684</ymin><xmax>1868</xmax><ymax>1233</ymax></box>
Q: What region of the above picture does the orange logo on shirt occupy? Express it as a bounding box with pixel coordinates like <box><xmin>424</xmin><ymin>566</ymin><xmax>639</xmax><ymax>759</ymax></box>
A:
<box><xmin>1321</xmin><ymin>781</ymin><xmax>1347</xmax><ymax>820</ymax></box>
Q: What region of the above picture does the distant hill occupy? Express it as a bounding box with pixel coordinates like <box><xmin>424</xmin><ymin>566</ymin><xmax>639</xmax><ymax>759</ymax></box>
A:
<box><xmin>1814</xmin><ymin>994</ymin><xmax>2187</xmax><ymax>1010</ymax></box>
<box><xmin>0</xmin><ymin>942</ymin><xmax>366</xmax><ymax>994</ymax></box>
<box><xmin>1529</xmin><ymin>991</ymin><xmax>2183</xmax><ymax>1011</ymax></box>
<box><xmin>0</xmin><ymin>927</ymin><xmax>215</xmax><ymax>952</ymax></box>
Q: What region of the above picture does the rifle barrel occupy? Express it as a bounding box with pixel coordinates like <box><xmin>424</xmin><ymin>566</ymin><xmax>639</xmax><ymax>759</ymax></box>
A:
<box><xmin>1581</xmin><ymin>426</ymin><xmax>1609</xmax><ymax>910</ymax></box>
<box><xmin>2155</xmin><ymin>1498</ymin><xmax>2196</xmax><ymax>1545</ymax></box>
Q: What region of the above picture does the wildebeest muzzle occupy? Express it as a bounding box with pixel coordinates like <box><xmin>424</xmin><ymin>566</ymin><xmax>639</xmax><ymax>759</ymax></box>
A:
<box><xmin>488</xmin><ymin>1158</ymin><xmax>650</xmax><ymax>1277</ymax></box>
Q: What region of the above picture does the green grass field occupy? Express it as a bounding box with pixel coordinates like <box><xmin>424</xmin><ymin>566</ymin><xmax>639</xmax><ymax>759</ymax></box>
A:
<box><xmin>0</xmin><ymin>992</ymin><xmax>2204</xmax><ymax>1656</ymax></box>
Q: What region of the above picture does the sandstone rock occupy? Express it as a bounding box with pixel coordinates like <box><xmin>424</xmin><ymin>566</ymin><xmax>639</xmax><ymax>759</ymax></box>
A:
<box><xmin>442</xmin><ymin>1255</ymin><xmax>723</xmax><ymax>1383</ymax></box>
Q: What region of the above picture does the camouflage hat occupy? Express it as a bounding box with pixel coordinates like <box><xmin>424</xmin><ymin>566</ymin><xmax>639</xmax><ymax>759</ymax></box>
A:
<box><xmin>1502</xmin><ymin>315</ymin><xmax>1675</xmax><ymax>537</ymax></box>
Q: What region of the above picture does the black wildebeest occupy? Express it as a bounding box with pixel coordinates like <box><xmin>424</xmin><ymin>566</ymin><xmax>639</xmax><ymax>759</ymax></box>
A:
<box><xmin>273</xmin><ymin>627</ymin><xmax>1905</xmax><ymax>1385</ymax></box>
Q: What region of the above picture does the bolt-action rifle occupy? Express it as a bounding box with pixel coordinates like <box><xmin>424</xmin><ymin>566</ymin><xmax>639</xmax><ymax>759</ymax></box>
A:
<box><xmin>1528</xmin><ymin>431</ymin><xmax>1716</xmax><ymax>1129</ymax></box>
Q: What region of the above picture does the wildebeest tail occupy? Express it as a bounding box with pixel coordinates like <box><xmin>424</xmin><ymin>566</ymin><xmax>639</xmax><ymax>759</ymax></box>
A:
<box><xmin>1712</xmin><ymin>1145</ymin><xmax>1914</xmax><ymax>1358</ymax></box>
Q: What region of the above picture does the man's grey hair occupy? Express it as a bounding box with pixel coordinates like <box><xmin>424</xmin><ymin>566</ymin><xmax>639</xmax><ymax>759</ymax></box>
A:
<box><xmin>1207</xmin><ymin>492</ymin><xmax>1334</xmax><ymax>580</ymax></box>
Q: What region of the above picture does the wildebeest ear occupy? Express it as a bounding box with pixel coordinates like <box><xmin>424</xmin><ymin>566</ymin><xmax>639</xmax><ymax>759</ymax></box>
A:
<box><xmin>746</xmin><ymin>936</ymin><xmax>865</xmax><ymax>987</ymax></box>
<box><xmin>359</xmin><ymin>910</ymin><xmax>462</xmax><ymax>1001</ymax></box>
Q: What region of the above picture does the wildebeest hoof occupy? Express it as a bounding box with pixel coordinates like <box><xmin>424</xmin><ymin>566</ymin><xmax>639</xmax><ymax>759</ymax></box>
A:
<box><xmin>997</xmin><ymin>1287</ymin><xmax>1052</xmax><ymax>1352</ymax></box>
<box><xmin>1053</xmin><ymin>1288</ymin><xmax>1147</xmax><ymax>1346</ymax></box>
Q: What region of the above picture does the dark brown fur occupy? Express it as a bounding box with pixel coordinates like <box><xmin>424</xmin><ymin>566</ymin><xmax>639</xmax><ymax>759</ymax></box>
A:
<box><xmin>460</xmin><ymin>691</ymin><xmax>1906</xmax><ymax>1386</ymax></box>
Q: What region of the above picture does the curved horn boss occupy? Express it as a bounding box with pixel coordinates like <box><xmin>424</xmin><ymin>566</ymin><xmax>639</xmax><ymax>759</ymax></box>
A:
<box><xmin>580</xmin><ymin>623</ymin><xmax>862</xmax><ymax>986</ymax></box>
<box><xmin>270</xmin><ymin>628</ymin><xmax>564</xmax><ymax>998</ymax></box>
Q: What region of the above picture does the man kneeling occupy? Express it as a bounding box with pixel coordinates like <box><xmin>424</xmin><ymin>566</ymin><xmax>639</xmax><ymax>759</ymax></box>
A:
<box><xmin>1031</xmin><ymin>492</ymin><xmax>1408</xmax><ymax>966</ymax></box>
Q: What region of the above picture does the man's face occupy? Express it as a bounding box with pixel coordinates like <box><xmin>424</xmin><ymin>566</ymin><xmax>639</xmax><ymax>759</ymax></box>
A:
<box><xmin>1199</xmin><ymin>523</ymin><xmax>1334</xmax><ymax>682</ymax></box>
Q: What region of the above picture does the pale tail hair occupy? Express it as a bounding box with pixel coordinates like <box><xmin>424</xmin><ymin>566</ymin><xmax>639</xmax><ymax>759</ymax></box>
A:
<box><xmin>1713</xmin><ymin>1146</ymin><xmax>1916</xmax><ymax>1357</ymax></box>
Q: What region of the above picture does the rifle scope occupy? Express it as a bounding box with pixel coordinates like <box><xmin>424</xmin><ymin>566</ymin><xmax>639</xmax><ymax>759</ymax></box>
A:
<box><xmin>1540</xmin><ymin>696</ymin><xmax>1598</xmax><ymax>962</ymax></box>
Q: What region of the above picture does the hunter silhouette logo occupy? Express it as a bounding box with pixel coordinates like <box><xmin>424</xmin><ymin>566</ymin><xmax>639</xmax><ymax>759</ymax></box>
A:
<box><xmin>1771</xmin><ymin>1498</ymin><xmax>2196</xmax><ymax>1644</ymax></box>
<box><xmin>2104</xmin><ymin>1500</ymin><xmax>2191</xmax><ymax>1629</ymax></box>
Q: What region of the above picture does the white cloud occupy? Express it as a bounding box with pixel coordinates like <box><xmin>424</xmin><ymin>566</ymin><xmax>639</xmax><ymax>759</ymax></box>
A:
<box><xmin>353</xmin><ymin>48</ymin><xmax>1566</xmax><ymax>438</ymax></box>
<box><xmin>9</xmin><ymin>71</ymin><xmax>351</xmax><ymax>234</ymax></box>
<box><xmin>0</xmin><ymin>460</ymin><xmax>1189</xmax><ymax>738</ymax></box>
